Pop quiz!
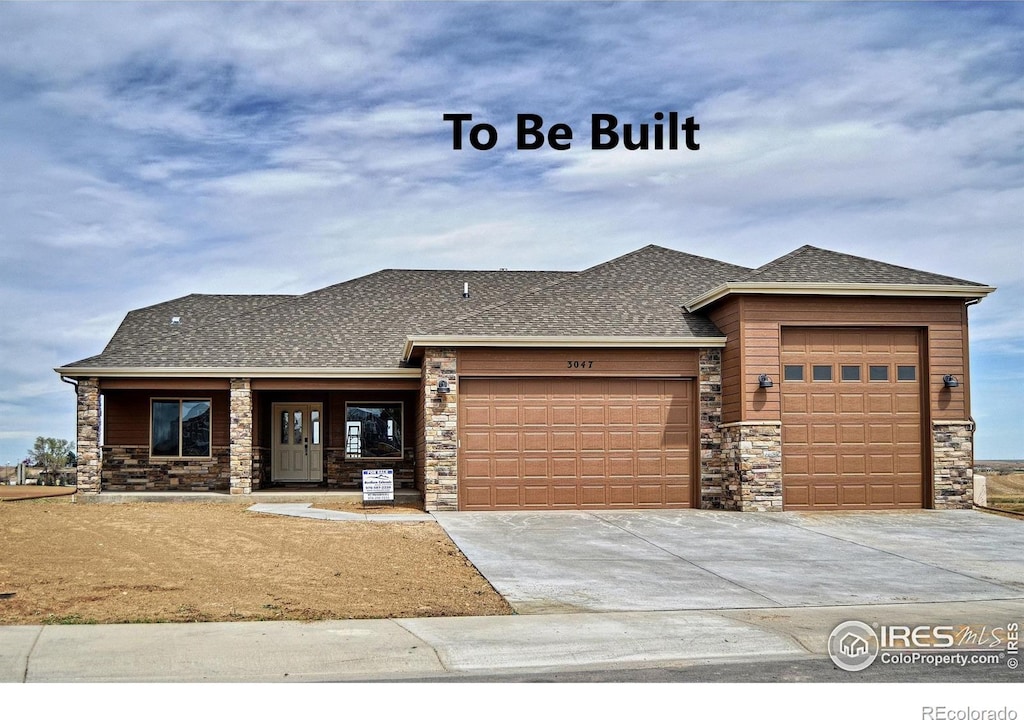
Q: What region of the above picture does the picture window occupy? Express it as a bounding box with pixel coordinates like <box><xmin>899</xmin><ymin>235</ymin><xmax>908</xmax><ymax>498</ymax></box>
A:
<box><xmin>345</xmin><ymin>403</ymin><xmax>403</xmax><ymax>459</ymax></box>
<box><xmin>151</xmin><ymin>399</ymin><xmax>211</xmax><ymax>457</ymax></box>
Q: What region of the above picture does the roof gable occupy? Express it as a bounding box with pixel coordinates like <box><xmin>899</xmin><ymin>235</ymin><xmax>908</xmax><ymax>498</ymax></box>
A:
<box><xmin>739</xmin><ymin>245</ymin><xmax>987</xmax><ymax>286</ymax></box>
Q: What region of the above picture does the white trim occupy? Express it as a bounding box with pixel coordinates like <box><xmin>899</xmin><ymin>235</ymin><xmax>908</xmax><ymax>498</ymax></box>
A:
<box><xmin>56</xmin><ymin>367</ymin><xmax>422</xmax><ymax>379</ymax></box>
<box><xmin>401</xmin><ymin>335</ymin><xmax>727</xmax><ymax>361</ymax></box>
<box><xmin>685</xmin><ymin>282</ymin><xmax>997</xmax><ymax>311</ymax></box>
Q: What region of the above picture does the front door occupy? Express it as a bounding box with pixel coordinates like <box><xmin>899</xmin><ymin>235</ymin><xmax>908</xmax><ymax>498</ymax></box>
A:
<box><xmin>272</xmin><ymin>403</ymin><xmax>323</xmax><ymax>483</ymax></box>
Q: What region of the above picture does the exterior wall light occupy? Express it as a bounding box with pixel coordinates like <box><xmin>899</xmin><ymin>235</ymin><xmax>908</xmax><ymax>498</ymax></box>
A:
<box><xmin>758</xmin><ymin>374</ymin><xmax>774</xmax><ymax>389</ymax></box>
<box><xmin>943</xmin><ymin>374</ymin><xmax>959</xmax><ymax>388</ymax></box>
<box><xmin>437</xmin><ymin>379</ymin><xmax>451</xmax><ymax>394</ymax></box>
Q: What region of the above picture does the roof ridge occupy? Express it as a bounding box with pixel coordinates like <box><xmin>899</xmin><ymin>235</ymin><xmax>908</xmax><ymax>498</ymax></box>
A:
<box><xmin>742</xmin><ymin>244</ymin><xmax>984</xmax><ymax>286</ymax></box>
<box><xmin>424</xmin><ymin>247</ymin><xmax>682</xmax><ymax>333</ymax></box>
<box><xmin>424</xmin><ymin>245</ymin><xmax>747</xmax><ymax>335</ymax></box>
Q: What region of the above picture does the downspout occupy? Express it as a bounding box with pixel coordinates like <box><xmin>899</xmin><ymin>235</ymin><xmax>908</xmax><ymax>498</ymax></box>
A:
<box><xmin>59</xmin><ymin>376</ymin><xmax>81</xmax><ymax>499</ymax></box>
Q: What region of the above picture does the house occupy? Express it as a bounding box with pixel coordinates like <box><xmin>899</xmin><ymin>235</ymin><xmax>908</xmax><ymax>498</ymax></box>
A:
<box><xmin>56</xmin><ymin>245</ymin><xmax>994</xmax><ymax>512</ymax></box>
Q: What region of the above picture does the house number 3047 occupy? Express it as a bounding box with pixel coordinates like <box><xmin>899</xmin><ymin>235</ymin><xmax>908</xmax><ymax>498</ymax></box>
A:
<box><xmin>567</xmin><ymin>360</ymin><xmax>594</xmax><ymax>369</ymax></box>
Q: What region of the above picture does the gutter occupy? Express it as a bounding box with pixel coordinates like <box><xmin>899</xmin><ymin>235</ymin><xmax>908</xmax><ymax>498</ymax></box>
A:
<box><xmin>685</xmin><ymin>282</ymin><xmax>998</xmax><ymax>312</ymax></box>
<box><xmin>53</xmin><ymin>367</ymin><xmax>423</xmax><ymax>380</ymax></box>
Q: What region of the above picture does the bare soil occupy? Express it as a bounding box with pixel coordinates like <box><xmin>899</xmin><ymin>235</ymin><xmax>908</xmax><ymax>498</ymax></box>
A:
<box><xmin>0</xmin><ymin>498</ymin><xmax>512</xmax><ymax>625</ymax></box>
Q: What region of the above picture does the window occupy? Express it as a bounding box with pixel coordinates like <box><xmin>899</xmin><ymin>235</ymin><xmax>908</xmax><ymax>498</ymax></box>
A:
<box><xmin>812</xmin><ymin>365</ymin><xmax>833</xmax><ymax>382</ymax></box>
<box><xmin>869</xmin><ymin>365</ymin><xmax>889</xmax><ymax>381</ymax></box>
<box><xmin>841</xmin><ymin>365</ymin><xmax>861</xmax><ymax>381</ymax></box>
<box><xmin>897</xmin><ymin>365</ymin><xmax>917</xmax><ymax>381</ymax></box>
<box><xmin>152</xmin><ymin>399</ymin><xmax>211</xmax><ymax>457</ymax></box>
<box><xmin>784</xmin><ymin>365</ymin><xmax>804</xmax><ymax>381</ymax></box>
<box><xmin>345</xmin><ymin>403</ymin><xmax>403</xmax><ymax>459</ymax></box>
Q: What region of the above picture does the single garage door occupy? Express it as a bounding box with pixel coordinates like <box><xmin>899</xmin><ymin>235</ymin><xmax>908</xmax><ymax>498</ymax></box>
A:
<box><xmin>459</xmin><ymin>378</ymin><xmax>694</xmax><ymax>510</ymax></box>
<box><xmin>781</xmin><ymin>327</ymin><xmax>924</xmax><ymax>510</ymax></box>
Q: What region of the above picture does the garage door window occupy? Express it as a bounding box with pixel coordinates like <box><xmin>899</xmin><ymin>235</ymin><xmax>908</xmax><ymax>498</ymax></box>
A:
<box><xmin>812</xmin><ymin>365</ymin><xmax>833</xmax><ymax>381</ymax></box>
<box><xmin>897</xmin><ymin>366</ymin><xmax>917</xmax><ymax>381</ymax></box>
<box><xmin>784</xmin><ymin>365</ymin><xmax>804</xmax><ymax>381</ymax></box>
<box><xmin>841</xmin><ymin>365</ymin><xmax>861</xmax><ymax>381</ymax></box>
<box><xmin>869</xmin><ymin>365</ymin><xmax>889</xmax><ymax>381</ymax></box>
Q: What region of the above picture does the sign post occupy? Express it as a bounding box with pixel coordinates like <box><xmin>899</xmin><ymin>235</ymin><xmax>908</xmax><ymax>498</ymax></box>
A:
<box><xmin>361</xmin><ymin>469</ymin><xmax>395</xmax><ymax>507</ymax></box>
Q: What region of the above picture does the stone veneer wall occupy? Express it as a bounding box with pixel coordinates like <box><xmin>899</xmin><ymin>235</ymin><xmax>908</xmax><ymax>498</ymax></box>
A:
<box><xmin>76</xmin><ymin>377</ymin><xmax>101</xmax><ymax>493</ymax></box>
<box><xmin>932</xmin><ymin>420</ymin><xmax>974</xmax><ymax>509</ymax></box>
<box><xmin>102</xmin><ymin>445</ymin><xmax>230</xmax><ymax>491</ymax></box>
<box><xmin>698</xmin><ymin>349</ymin><xmax>724</xmax><ymax>509</ymax></box>
<box><xmin>422</xmin><ymin>348</ymin><xmax>458</xmax><ymax>511</ymax></box>
<box><xmin>253</xmin><ymin>446</ymin><xmax>269</xmax><ymax>490</ymax></box>
<box><xmin>720</xmin><ymin>422</ymin><xmax>783</xmax><ymax>511</ymax></box>
<box><xmin>324</xmin><ymin>449</ymin><xmax>416</xmax><ymax>488</ymax></box>
<box><xmin>229</xmin><ymin>378</ymin><xmax>253</xmax><ymax>495</ymax></box>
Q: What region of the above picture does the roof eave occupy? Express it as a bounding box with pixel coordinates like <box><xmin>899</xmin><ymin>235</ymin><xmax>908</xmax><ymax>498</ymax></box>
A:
<box><xmin>402</xmin><ymin>335</ymin><xmax>728</xmax><ymax>362</ymax></box>
<box><xmin>55</xmin><ymin>366</ymin><xmax>422</xmax><ymax>379</ymax></box>
<box><xmin>684</xmin><ymin>282</ymin><xmax>997</xmax><ymax>312</ymax></box>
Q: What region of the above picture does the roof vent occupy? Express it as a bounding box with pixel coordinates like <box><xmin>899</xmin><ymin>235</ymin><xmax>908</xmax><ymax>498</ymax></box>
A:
<box><xmin>170</xmin><ymin>316</ymin><xmax>181</xmax><ymax>325</ymax></box>
<box><xmin>462</xmin><ymin>282</ymin><xmax>469</xmax><ymax>299</ymax></box>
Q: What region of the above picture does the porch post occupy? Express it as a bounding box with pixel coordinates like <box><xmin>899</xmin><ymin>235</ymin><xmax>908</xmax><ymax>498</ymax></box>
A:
<box><xmin>229</xmin><ymin>378</ymin><xmax>253</xmax><ymax>495</ymax></box>
<box><xmin>422</xmin><ymin>348</ymin><xmax>459</xmax><ymax>511</ymax></box>
<box><xmin>76</xmin><ymin>377</ymin><xmax>101</xmax><ymax>493</ymax></box>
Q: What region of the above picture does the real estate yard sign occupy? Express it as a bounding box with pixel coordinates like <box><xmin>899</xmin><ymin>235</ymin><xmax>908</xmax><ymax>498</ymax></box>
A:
<box><xmin>362</xmin><ymin>469</ymin><xmax>394</xmax><ymax>504</ymax></box>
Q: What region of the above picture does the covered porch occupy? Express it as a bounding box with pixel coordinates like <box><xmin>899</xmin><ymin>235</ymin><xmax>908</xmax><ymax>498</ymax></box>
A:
<box><xmin>73</xmin><ymin>374</ymin><xmax>423</xmax><ymax>496</ymax></box>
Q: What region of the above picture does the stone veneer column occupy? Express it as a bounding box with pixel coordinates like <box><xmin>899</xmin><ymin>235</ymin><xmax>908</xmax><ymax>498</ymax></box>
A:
<box><xmin>229</xmin><ymin>378</ymin><xmax>254</xmax><ymax>495</ymax></box>
<box><xmin>698</xmin><ymin>349</ymin><xmax>724</xmax><ymax>509</ymax></box>
<box><xmin>76</xmin><ymin>377</ymin><xmax>101</xmax><ymax>493</ymax></box>
<box><xmin>720</xmin><ymin>422</ymin><xmax>783</xmax><ymax>511</ymax></box>
<box><xmin>422</xmin><ymin>348</ymin><xmax>458</xmax><ymax>511</ymax></box>
<box><xmin>932</xmin><ymin>420</ymin><xmax>974</xmax><ymax>509</ymax></box>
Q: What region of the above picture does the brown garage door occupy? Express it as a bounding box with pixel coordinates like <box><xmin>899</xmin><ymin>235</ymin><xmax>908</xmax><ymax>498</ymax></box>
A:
<box><xmin>459</xmin><ymin>378</ymin><xmax>693</xmax><ymax>510</ymax></box>
<box><xmin>781</xmin><ymin>328</ymin><xmax>924</xmax><ymax>510</ymax></box>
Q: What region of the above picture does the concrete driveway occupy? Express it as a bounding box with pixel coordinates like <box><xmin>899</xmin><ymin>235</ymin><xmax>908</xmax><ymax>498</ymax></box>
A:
<box><xmin>434</xmin><ymin>510</ymin><xmax>1024</xmax><ymax>614</ymax></box>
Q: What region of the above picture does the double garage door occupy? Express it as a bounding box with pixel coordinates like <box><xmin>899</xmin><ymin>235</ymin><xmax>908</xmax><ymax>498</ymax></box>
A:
<box><xmin>459</xmin><ymin>378</ymin><xmax>694</xmax><ymax>510</ymax></box>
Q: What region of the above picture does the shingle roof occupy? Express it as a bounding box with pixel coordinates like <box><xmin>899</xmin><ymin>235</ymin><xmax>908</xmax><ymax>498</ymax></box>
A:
<box><xmin>59</xmin><ymin>244</ymin><xmax>989</xmax><ymax>373</ymax></box>
<box><xmin>735</xmin><ymin>245</ymin><xmax>987</xmax><ymax>286</ymax></box>
<box><xmin>432</xmin><ymin>245</ymin><xmax>748</xmax><ymax>338</ymax></box>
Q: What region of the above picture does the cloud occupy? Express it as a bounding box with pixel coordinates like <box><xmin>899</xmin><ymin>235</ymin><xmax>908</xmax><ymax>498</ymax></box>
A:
<box><xmin>0</xmin><ymin>2</ymin><xmax>1021</xmax><ymax>460</ymax></box>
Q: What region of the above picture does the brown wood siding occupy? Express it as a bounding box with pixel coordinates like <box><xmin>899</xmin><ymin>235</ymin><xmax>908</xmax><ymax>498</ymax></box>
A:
<box><xmin>458</xmin><ymin>347</ymin><xmax>700</xmax><ymax>378</ymax></box>
<box><xmin>708</xmin><ymin>298</ymin><xmax>743</xmax><ymax>424</ymax></box>
<box><xmin>250</xmin><ymin>378</ymin><xmax>419</xmax><ymax>391</ymax></box>
<box><xmin>415</xmin><ymin>375</ymin><xmax>426</xmax><ymax>492</ymax></box>
<box><xmin>103</xmin><ymin>389</ymin><xmax>229</xmax><ymax>447</ymax></box>
<box><xmin>726</xmin><ymin>296</ymin><xmax>969</xmax><ymax>421</ymax></box>
<box><xmin>99</xmin><ymin>378</ymin><xmax>230</xmax><ymax>391</ymax></box>
<box><xmin>459</xmin><ymin>377</ymin><xmax>693</xmax><ymax>510</ymax></box>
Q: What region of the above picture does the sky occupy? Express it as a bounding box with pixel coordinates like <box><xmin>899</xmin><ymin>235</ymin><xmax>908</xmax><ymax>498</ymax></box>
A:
<box><xmin>0</xmin><ymin>1</ymin><xmax>1021</xmax><ymax>464</ymax></box>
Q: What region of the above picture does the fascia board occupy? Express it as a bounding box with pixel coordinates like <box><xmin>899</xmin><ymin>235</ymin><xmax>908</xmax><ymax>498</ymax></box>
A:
<box><xmin>685</xmin><ymin>282</ymin><xmax>998</xmax><ymax>312</ymax></box>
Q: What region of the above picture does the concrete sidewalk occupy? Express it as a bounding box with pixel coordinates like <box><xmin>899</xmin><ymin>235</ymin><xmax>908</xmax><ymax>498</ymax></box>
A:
<box><xmin>3</xmin><ymin>599</ymin><xmax>1021</xmax><ymax>682</ymax></box>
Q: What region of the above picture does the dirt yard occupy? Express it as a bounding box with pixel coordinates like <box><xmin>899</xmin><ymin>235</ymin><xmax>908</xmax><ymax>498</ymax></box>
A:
<box><xmin>0</xmin><ymin>498</ymin><xmax>512</xmax><ymax>625</ymax></box>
